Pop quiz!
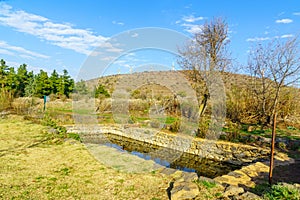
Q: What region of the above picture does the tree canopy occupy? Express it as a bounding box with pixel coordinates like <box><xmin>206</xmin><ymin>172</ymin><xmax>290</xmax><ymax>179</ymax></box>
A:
<box><xmin>0</xmin><ymin>59</ymin><xmax>75</xmax><ymax>99</ymax></box>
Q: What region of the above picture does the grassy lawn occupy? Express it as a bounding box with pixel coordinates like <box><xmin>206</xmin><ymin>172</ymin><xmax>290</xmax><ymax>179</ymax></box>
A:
<box><xmin>0</xmin><ymin>115</ymin><xmax>170</xmax><ymax>200</ymax></box>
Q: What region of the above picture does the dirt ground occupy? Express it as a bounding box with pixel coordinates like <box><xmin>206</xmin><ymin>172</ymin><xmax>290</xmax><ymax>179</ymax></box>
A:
<box><xmin>273</xmin><ymin>158</ymin><xmax>300</xmax><ymax>184</ymax></box>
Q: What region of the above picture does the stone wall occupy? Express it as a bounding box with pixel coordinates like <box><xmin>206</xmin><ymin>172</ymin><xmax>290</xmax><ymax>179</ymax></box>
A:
<box><xmin>67</xmin><ymin>125</ymin><xmax>277</xmax><ymax>165</ymax></box>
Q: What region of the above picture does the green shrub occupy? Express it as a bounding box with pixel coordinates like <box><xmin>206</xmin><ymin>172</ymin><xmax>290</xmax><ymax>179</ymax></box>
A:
<box><xmin>67</xmin><ymin>132</ymin><xmax>81</xmax><ymax>142</ymax></box>
<box><xmin>264</xmin><ymin>183</ymin><xmax>300</xmax><ymax>200</ymax></box>
<box><xmin>128</xmin><ymin>115</ymin><xmax>136</xmax><ymax>124</ymax></box>
<box><xmin>94</xmin><ymin>84</ymin><xmax>110</xmax><ymax>98</ymax></box>
<box><xmin>42</xmin><ymin>114</ymin><xmax>80</xmax><ymax>142</ymax></box>
<box><xmin>196</xmin><ymin>180</ymin><xmax>217</xmax><ymax>189</ymax></box>
<box><xmin>197</xmin><ymin>118</ymin><xmax>210</xmax><ymax>138</ymax></box>
<box><xmin>169</xmin><ymin>120</ymin><xmax>180</xmax><ymax>132</ymax></box>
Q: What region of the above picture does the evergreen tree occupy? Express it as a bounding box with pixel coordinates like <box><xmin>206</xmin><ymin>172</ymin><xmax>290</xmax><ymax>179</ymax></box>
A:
<box><xmin>35</xmin><ymin>70</ymin><xmax>52</xmax><ymax>97</ymax></box>
<box><xmin>0</xmin><ymin>59</ymin><xmax>8</xmax><ymax>88</ymax></box>
<box><xmin>6</xmin><ymin>67</ymin><xmax>17</xmax><ymax>94</ymax></box>
<box><xmin>16</xmin><ymin>64</ymin><xmax>29</xmax><ymax>97</ymax></box>
<box><xmin>24</xmin><ymin>71</ymin><xmax>35</xmax><ymax>97</ymax></box>
<box><xmin>57</xmin><ymin>69</ymin><xmax>74</xmax><ymax>98</ymax></box>
<box><xmin>74</xmin><ymin>79</ymin><xmax>89</xmax><ymax>95</ymax></box>
<box><xmin>49</xmin><ymin>70</ymin><xmax>59</xmax><ymax>94</ymax></box>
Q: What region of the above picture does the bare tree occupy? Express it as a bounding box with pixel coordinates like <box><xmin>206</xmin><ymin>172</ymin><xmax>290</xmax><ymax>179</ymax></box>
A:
<box><xmin>247</xmin><ymin>37</ymin><xmax>300</xmax><ymax>184</ymax></box>
<box><xmin>178</xmin><ymin>17</ymin><xmax>231</xmax><ymax>116</ymax></box>
<box><xmin>248</xmin><ymin>43</ymin><xmax>276</xmax><ymax>126</ymax></box>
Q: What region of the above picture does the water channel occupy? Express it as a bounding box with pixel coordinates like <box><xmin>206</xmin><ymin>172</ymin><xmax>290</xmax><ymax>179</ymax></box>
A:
<box><xmin>83</xmin><ymin>133</ymin><xmax>241</xmax><ymax>178</ymax></box>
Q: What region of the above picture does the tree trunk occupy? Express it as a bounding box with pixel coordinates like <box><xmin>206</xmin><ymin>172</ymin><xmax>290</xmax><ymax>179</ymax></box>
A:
<box><xmin>269</xmin><ymin>111</ymin><xmax>277</xmax><ymax>185</ymax></box>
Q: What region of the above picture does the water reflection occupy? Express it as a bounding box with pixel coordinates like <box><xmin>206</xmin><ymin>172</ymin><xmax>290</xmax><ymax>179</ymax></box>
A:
<box><xmin>83</xmin><ymin>133</ymin><xmax>240</xmax><ymax>178</ymax></box>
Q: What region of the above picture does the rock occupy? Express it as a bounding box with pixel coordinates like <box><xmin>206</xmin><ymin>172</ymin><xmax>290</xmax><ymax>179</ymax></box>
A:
<box><xmin>182</xmin><ymin>172</ymin><xmax>198</xmax><ymax>182</ymax></box>
<box><xmin>198</xmin><ymin>176</ymin><xmax>216</xmax><ymax>183</ymax></box>
<box><xmin>170</xmin><ymin>170</ymin><xmax>184</xmax><ymax>181</ymax></box>
<box><xmin>160</xmin><ymin>167</ymin><xmax>177</xmax><ymax>175</ymax></box>
<box><xmin>238</xmin><ymin>191</ymin><xmax>262</xmax><ymax>200</ymax></box>
<box><xmin>171</xmin><ymin>181</ymin><xmax>199</xmax><ymax>200</ymax></box>
<box><xmin>224</xmin><ymin>185</ymin><xmax>245</xmax><ymax>197</ymax></box>
<box><xmin>227</xmin><ymin>171</ymin><xmax>243</xmax><ymax>178</ymax></box>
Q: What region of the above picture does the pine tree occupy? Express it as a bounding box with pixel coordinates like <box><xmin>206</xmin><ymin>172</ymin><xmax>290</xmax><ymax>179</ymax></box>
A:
<box><xmin>16</xmin><ymin>64</ymin><xmax>29</xmax><ymax>97</ymax></box>
<box><xmin>49</xmin><ymin>70</ymin><xmax>59</xmax><ymax>94</ymax></box>
<box><xmin>0</xmin><ymin>59</ymin><xmax>8</xmax><ymax>88</ymax></box>
<box><xmin>35</xmin><ymin>70</ymin><xmax>52</xmax><ymax>97</ymax></box>
<box><xmin>6</xmin><ymin>67</ymin><xmax>17</xmax><ymax>95</ymax></box>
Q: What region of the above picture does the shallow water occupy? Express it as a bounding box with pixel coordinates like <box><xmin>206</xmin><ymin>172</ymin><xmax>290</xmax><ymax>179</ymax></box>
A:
<box><xmin>83</xmin><ymin>133</ymin><xmax>240</xmax><ymax>178</ymax></box>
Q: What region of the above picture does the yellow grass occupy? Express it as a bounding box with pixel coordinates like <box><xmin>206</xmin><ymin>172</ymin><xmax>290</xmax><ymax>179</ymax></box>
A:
<box><xmin>0</xmin><ymin>115</ymin><xmax>170</xmax><ymax>200</ymax></box>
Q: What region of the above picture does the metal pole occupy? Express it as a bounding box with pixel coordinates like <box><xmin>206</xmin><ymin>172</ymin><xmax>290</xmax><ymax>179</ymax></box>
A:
<box><xmin>269</xmin><ymin>111</ymin><xmax>277</xmax><ymax>185</ymax></box>
<box><xmin>43</xmin><ymin>95</ymin><xmax>46</xmax><ymax>111</ymax></box>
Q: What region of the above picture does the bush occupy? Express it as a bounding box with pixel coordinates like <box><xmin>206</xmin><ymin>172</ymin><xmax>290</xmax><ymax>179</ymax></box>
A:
<box><xmin>169</xmin><ymin>120</ymin><xmax>180</xmax><ymax>132</ymax></box>
<box><xmin>0</xmin><ymin>89</ymin><xmax>13</xmax><ymax>111</ymax></box>
<box><xmin>42</xmin><ymin>114</ymin><xmax>81</xmax><ymax>142</ymax></box>
<box><xmin>223</xmin><ymin>121</ymin><xmax>242</xmax><ymax>142</ymax></box>
<box><xmin>196</xmin><ymin>118</ymin><xmax>210</xmax><ymax>138</ymax></box>
<box><xmin>263</xmin><ymin>183</ymin><xmax>300</xmax><ymax>200</ymax></box>
<box><xmin>95</xmin><ymin>84</ymin><xmax>110</xmax><ymax>98</ymax></box>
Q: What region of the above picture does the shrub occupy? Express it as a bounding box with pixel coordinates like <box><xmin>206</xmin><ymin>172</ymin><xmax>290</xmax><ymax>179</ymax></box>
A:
<box><xmin>42</xmin><ymin>114</ymin><xmax>81</xmax><ymax>142</ymax></box>
<box><xmin>94</xmin><ymin>84</ymin><xmax>110</xmax><ymax>98</ymax></box>
<box><xmin>263</xmin><ymin>183</ymin><xmax>300</xmax><ymax>200</ymax></box>
<box><xmin>169</xmin><ymin>120</ymin><xmax>180</xmax><ymax>132</ymax></box>
<box><xmin>0</xmin><ymin>89</ymin><xmax>13</xmax><ymax>111</ymax></box>
<box><xmin>196</xmin><ymin>118</ymin><xmax>210</xmax><ymax>138</ymax></box>
<box><xmin>128</xmin><ymin>115</ymin><xmax>136</xmax><ymax>124</ymax></box>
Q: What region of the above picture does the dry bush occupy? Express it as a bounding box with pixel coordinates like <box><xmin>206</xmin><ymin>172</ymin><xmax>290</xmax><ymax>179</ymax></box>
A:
<box><xmin>11</xmin><ymin>97</ymin><xmax>43</xmax><ymax>115</ymax></box>
<box><xmin>96</xmin><ymin>98</ymin><xmax>112</xmax><ymax>113</ymax></box>
<box><xmin>0</xmin><ymin>89</ymin><xmax>13</xmax><ymax>111</ymax></box>
<box><xmin>128</xmin><ymin>99</ymin><xmax>149</xmax><ymax>113</ymax></box>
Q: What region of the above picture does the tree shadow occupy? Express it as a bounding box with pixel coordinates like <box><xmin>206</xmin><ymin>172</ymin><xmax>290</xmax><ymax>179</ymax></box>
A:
<box><xmin>166</xmin><ymin>181</ymin><xmax>174</xmax><ymax>200</ymax></box>
<box><xmin>238</xmin><ymin>159</ymin><xmax>300</xmax><ymax>196</ymax></box>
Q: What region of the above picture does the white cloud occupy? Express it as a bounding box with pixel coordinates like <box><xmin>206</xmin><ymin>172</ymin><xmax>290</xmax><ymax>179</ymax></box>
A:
<box><xmin>280</xmin><ymin>34</ymin><xmax>294</xmax><ymax>38</ymax></box>
<box><xmin>112</xmin><ymin>21</ymin><xmax>124</xmax><ymax>26</ymax></box>
<box><xmin>0</xmin><ymin>40</ymin><xmax>49</xmax><ymax>58</ymax></box>
<box><xmin>4</xmin><ymin>59</ymin><xmax>52</xmax><ymax>74</ymax></box>
<box><xmin>246</xmin><ymin>37</ymin><xmax>271</xmax><ymax>42</ymax></box>
<box><xmin>182</xmin><ymin>15</ymin><xmax>204</xmax><ymax>23</ymax></box>
<box><xmin>275</xmin><ymin>18</ymin><xmax>293</xmax><ymax>24</ymax></box>
<box><xmin>178</xmin><ymin>14</ymin><xmax>205</xmax><ymax>34</ymax></box>
<box><xmin>0</xmin><ymin>48</ymin><xmax>14</xmax><ymax>56</ymax></box>
<box><xmin>181</xmin><ymin>23</ymin><xmax>203</xmax><ymax>34</ymax></box>
<box><xmin>246</xmin><ymin>34</ymin><xmax>294</xmax><ymax>42</ymax></box>
<box><xmin>19</xmin><ymin>54</ymin><xmax>35</xmax><ymax>60</ymax></box>
<box><xmin>0</xmin><ymin>4</ymin><xmax>119</xmax><ymax>55</ymax></box>
<box><xmin>293</xmin><ymin>12</ymin><xmax>300</xmax><ymax>16</ymax></box>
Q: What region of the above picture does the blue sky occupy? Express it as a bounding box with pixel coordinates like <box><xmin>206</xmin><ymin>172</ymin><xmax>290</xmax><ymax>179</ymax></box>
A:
<box><xmin>0</xmin><ymin>0</ymin><xmax>300</xmax><ymax>80</ymax></box>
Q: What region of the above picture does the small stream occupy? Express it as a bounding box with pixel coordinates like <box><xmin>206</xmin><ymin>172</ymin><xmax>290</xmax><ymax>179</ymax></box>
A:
<box><xmin>84</xmin><ymin>133</ymin><xmax>240</xmax><ymax>178</ymax></box>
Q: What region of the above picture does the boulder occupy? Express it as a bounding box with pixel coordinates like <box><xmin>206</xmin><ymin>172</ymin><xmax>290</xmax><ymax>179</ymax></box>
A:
<box><xmin>238</xmin><ymin>191</ymin><xmax>262</xmax><ymax>200</ymax></box>
<box><xmin>224</xmin><ymin>185</ymin><xmax>245</xmax><ymax>197</ymax></box>
<box><xmin>171</xmin><ymin>181</ymin><xmax>199</xmax><ymax>200</ymax></box>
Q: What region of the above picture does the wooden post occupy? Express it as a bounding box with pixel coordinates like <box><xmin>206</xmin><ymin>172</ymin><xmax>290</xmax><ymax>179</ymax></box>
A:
<box><xmin>269</xmin><ymin>111</ymin><xmax>277</xmax><ymax>185</ymax></box>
